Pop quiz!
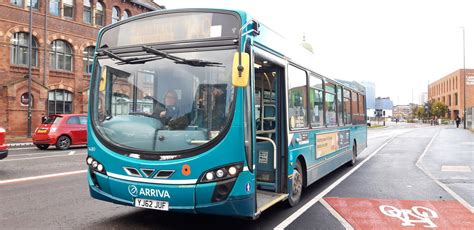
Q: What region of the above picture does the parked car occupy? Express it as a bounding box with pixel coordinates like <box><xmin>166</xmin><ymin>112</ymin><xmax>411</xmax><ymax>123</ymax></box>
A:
<box><xmin>0</xmin><ymin>127</ymin><xmax>7</xmax><ymax>159</ymax></box>
<box><xmin>367</xmin><ymin>118</ymin><xmax>371</xmax><ymax>127</ymax></box>
<box><xmin>32</xmin><ymin>114</ymin><xmax>87</xmax><ymax>150</ymax></box>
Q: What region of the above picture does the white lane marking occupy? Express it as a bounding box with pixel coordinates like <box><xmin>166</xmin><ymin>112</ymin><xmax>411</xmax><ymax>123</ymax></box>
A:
<box><xmin>274</xmin><ymin>132</ymin><xmax>402</xmax><ymax>230</ymax></box>
<box><xmin>415</xmin><ymin>128</ymin><xmax>474</xmax><ymax>213</ymax></box>
<box><xmin>0</xmin><ymin>153</ymin><xmax>86</xmax><ymax>162</ymax></box>
<box><xmin>8</xmin><ymin>150</ymin><xmax>76</xmax><ymax>157</ymax></box>
<box><xmin>441</xmin><ymin>165</ymin><xmax>472</xmax><ymax>172</ymax></box>
<box><xmin>0</xmin><ymin>170</ymin><xmax>87</xmax><ymax>185</ymax></box>
<box><xmin>68</xmin><ymin>151</ymin><xmax>76</xmax><ymax>155</ymax></box>
<box><xmin>320</xmin><ymin>198</ymin><xmax>354</xmax><ymax>230</ymax></box>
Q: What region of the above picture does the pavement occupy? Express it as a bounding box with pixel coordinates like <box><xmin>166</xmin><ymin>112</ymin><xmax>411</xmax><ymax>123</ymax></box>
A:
<box><xmin>5</xmin><ymin>136</ymin><xmax>34</xmax><ymax>147</ymax></box>
<box><xmin>419</xmin><ymin>126</ymin><xmax>474</xmax><ymax>209</ymax></box>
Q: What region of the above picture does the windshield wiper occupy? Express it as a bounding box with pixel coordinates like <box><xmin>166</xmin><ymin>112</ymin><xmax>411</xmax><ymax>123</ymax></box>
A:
<box><xmin>142</xmin><ymin>46</ymin><xmax>222</xmax><ymax>67</ymax></box>
<box><xmin>98</xmin><ymin>49</ymin><xmax>163</xmax><ymax>65</ymax></box>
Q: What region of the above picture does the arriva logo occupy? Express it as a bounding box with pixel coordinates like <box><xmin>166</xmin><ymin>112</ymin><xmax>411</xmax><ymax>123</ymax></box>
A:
<box><xmin>128</xmin><ymin>185</ymin><xmax>171</xmax><ymax>199</ymax></box>
<box><xmin>128</xmin><ymin>185</ymin><xmax>138</xmax><ymax>197</ymax></box>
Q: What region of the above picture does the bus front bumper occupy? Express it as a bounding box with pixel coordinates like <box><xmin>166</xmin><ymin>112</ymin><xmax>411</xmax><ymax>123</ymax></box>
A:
<box><xmin>87</xmin><ymin>170</ymin><xmax>255</xmax><ymax>217</ymax></box>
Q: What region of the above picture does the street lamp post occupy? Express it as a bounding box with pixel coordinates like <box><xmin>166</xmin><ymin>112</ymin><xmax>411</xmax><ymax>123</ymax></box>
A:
<box><xmin>27</xmin><ymin>0</ymin><xmax>33</xmax><ymax>137</ymax></box>
<box><xmin>461</xmin><ymin>27</ymin><xmax>467</xmax><ymax>129</ymax></box>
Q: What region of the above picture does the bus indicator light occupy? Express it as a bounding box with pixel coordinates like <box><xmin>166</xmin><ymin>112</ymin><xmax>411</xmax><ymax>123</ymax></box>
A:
<box><xmin>182</xmin><ymin>164</ymin><xmax>191</xmax><ymax>176</ymax></box>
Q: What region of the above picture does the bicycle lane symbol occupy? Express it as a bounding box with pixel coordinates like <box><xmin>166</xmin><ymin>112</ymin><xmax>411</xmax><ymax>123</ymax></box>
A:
<box><xmin>379</xmin><ymin>205</ymin><xmax>439</xmax><ymax>228</ymax></box>
<box><xmin>324</xmin><ymin>197</ymin><xmax>474</xmax><ymax>229</ymax></box>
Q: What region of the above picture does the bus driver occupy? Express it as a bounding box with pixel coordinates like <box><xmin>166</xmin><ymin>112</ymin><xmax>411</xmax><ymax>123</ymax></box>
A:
<box><xmin>152</xmin><ymin>90</ymin><xmax>181</xmax><ymax>125</ymax></box>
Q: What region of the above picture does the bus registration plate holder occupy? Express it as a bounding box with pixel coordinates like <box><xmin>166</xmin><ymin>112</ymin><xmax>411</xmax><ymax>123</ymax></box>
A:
<box><xmin>134</xmin><ymin>198</ymin><xmax>169</xmax><ymax>211</ymax></box>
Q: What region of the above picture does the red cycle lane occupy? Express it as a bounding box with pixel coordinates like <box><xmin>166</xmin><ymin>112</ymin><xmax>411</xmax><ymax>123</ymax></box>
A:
<box><xmin>325</xmin><ymin>197</ymin><xmax>474</xmax><ymax>229</ymax></box>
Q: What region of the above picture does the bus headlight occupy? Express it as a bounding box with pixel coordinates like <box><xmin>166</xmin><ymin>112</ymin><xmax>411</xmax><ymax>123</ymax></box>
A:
<box><xmin>206</xmin><ymin>172</ymin><xmax>214</xmax><ymax>181</ymax></box>
<box><xmin>228</xmin><ymin>166</ymin><xmax>237</xmax><ymax>176</ymax></box>
<box><xmin>199</xmin><ymin>163</ymin><xmax>243</xmax><ymax>183</ymax></box>
<box><xmin>86</xmin><ymin>156</ymin><xmax>107</xmax><ymax>175</ymax></box>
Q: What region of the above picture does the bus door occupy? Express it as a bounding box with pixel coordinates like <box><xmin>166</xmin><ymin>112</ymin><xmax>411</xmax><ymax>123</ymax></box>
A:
<box><xmin>253</xmin><ymin>49</ymin><xmax>288</xmax><ymax>213</ymax></box>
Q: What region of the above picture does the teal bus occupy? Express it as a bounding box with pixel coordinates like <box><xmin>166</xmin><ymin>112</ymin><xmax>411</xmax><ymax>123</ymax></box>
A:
<box><xmin>86</xmin><ymin>8</ymin><xmax>367</xmax><ymax>219</ymax></box>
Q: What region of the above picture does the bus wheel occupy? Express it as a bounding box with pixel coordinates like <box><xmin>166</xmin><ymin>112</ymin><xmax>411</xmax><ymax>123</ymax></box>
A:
<box><xmin>56</xmin><ymin>136</ymin><xmax>71</xmax><ymax>150</ymax></box>
<box><xmin>348</xmin><ymin>143</ymin><xmax>357</xmax><ymax>166</ymax></box>
<box><xmin>288</xmin><ymin>160</ymin><xmax>303</xmax><ymax>206</ymax></box>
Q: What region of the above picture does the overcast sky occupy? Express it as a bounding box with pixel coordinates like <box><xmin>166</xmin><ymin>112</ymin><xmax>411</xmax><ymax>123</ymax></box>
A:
<box><xmin>155</xmin><ymin>0</ymin><xmax>474</xmax><ymax>105</ymax></box>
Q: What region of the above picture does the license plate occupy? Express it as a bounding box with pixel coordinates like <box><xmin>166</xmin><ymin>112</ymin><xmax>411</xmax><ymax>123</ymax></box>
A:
<box><xmin>37</xmin><ymin>129</ymin><xmax>47</xmax><ymax>133</ymax></box>
<box><xmin>134</xmin><ymin>198</ymin><xmax>169</xmax><ymax>211</ymax></box>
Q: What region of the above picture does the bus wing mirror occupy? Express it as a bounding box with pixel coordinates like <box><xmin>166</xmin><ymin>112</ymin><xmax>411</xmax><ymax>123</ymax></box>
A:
<box><xmin>232</xmin><ymin>52</ymin><xmax>250</xmax><ymax>87</ymax></box>
<box><xmin>99</xmin><ymin>66</ymin><xmax>107</xmax><ymax>92</ymax></box>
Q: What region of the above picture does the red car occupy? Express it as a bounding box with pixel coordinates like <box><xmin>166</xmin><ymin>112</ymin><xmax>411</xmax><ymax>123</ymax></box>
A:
<box><xmin>32</xmin><ymin>114</ymin><xmax>87</xmax><ymax>150</ymax></box>
<box><xmin>0</xmin><ymin>127</ymin><xmax>7</xmax><ymax>159</ymax></box>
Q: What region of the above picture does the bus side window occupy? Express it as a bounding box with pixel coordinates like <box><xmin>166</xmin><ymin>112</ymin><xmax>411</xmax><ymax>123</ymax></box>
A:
<box><xmin>288</xmin><ymin>66</ymin><xmax>308</xmax><ymax>129</ymax></box>
<box><xmin>309</xmin><ymin>75</ymin><xmax>323</xmax><ymax>128</ymax></box>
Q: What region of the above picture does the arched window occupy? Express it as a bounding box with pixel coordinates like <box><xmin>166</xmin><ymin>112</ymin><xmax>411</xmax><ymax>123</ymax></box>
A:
<box><xmin>50</xmin><ymin>40</ymin><xmax>73</xmax><ymax>71</ymax></box>
<box><xmin>49</xmin><ymin>0</ymin><xmax>60</xmax><ymax>16</ymax></box>
<box><xmin>121</xmin><ymin>10</ymin><xmax>131</xmax><ymax>20</ymax></box>
<box><xmin>83</xmin><ymin>0</ymin><xmax>92</xmax><ymax>24</ymax></box>
<box><xmin>63</xmin><ymin>0</ymin><xmax>74</xmax><ymax>18</ymax></box>
<box><xmin>83</xmin><ymin>46</ymin><xmax>95</xmax><ymax>74</ymax></box>
<box><xmin>112</xmin><ymin>6</ymin><xmax>120</xmax><ymax>23</ymax></box>
<box><xmin>95</xmin><ymin>2</ymin><xmax>104</xmax><ymax>26</ymax></box>
<box><xmin>10</xmin><ymin>32</ymin><xmax>38</xmax><ymax>66</ymax></box>
<box><xmin>48</xmin><ymin>90</ymin><xmax>73</xmax><ymax>114</ymax></box>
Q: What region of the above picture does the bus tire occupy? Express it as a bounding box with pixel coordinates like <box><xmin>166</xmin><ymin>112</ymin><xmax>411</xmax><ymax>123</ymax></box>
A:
<box><xmin>348</xmin><ymin>142</ymin><xmax>357</xmax><ymax>167</ymax></box>
<box><xmin>56</xmin><ymin>135</ymin><xmax>71</xmax><ymax>150</ymax></box>
<box><xmin>288</xmin><ymin>160</ymin><xmax>303</xmax><ymax>207</ymax></box>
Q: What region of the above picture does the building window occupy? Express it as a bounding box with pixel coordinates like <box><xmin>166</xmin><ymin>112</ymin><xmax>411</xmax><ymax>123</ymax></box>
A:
<box><xmin>95</xmin><ymin>2</ymin><xmax>105</xmax><ymax>26</ymax></box>
<box><xmin>83</xmin><ymin>0</ymin><xmax>92</xmax><ymax>24</ymax></box>
<box><xmin>63</xmin><ymin>0</ymin><xmax>74</xmax><ymax>18</ymax></box>
<box><xmin>49</xmin><ymin>0</ymin><xmax>60</xmax><ymax>16</ymax></box>
<box><xmin>112</xmin><ymin>7</ymin><xmax>120</xmax><ymax>23</ymax></box>
<box><xmin>455</xmin><ymin>93</ymin><xmax>458</xmax><ymax>106</ymax></box>
<box><xmin>26</xmin><ymin>0</ymin><xmax>39</xmax><ymax>9</ymax></box>
<box><xmin>10</xmin><ymin>0</ymin><xmax>22</xmax><ymax>7</ymax></box>
<box><xmin>50</xmin><ymin>40</ymin><xmax>73</xmax><ymax>71</ymax></box>
<box><xmin>83</xmin><ymin>46</ymin><xmax>95</xmax><ymax>74</ymax></box>
<box><xmin>122</xmin><ymin>10</ymin><xmax>131</xmax><ymax>20</ymax></box>
<box><xmin>10</xmin><ymin>33</ymin><xmax>38</xmax><ymax>66</ymax></box>
<box><xmin>48</xmin><ymin>90</ymin><xmax>73</xmax><ymax>114</ymax></box>
<box><xmin>288</xmin><ymin>66</ymin><xmax>308</xmax><ymax>129</ymax></box>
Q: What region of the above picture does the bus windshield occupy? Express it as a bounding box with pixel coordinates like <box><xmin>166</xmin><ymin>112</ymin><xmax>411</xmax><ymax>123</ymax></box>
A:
<box><xmin>91</xmin><ymin>49</ymin><xmax>235</xmax><ymax>154</ymax></box>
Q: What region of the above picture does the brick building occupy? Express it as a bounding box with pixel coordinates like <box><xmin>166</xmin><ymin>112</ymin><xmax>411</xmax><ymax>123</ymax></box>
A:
<box><xmin>0</xmin><ymin>0</ymin><xmax>162</xmax><ymax>136</ymax></box>
<box><xmin>428</xmin><ymin>69</ymin><xmax>474</xmax><ymax>119</ymax></box>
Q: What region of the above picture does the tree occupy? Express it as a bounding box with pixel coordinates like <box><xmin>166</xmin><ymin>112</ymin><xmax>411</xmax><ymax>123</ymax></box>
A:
<box><xmin>415</xmin><ymin>106</ymin><xmax>425</xmax><ymax>120</ymax></box>
<box><xmin>430</xmin><ymin>100</ymin><xmax>448</xmax><ymax>118</ymax></box>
